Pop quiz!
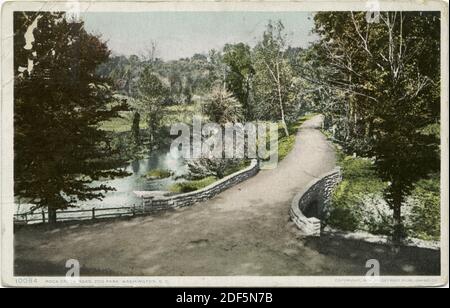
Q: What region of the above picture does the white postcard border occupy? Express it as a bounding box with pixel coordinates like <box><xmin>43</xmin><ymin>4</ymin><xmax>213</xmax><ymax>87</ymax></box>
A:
<box><xmin>1</xmin><ymin>0</ymin><xmax>448</xmax><ymax>287</ymax></box>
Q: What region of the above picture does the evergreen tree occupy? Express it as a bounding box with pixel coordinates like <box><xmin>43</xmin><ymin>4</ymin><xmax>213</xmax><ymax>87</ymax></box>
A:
<box><xmin>14</xmin><ymin>12</ymin><xmax>129</xmax><ymax>223</ymax></box>
<box><xmin>222</xmin><ymin>43</ymin><xmax>255</xmax><ymax>120</ymax></box>
<box><xmin>312</xmin><ymin>12</ymin><xmax>440</xmax><ymax>240</ymax></box>
<box><xmin>137</xmin><ymin>66</ymin><xmax>169</xmax><ymax>146</ymax></box>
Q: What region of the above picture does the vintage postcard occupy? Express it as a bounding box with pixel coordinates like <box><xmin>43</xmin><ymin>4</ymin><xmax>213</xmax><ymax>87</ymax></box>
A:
<box><xmin>1</xmin><ymin>0</ymin><xmax>448</xmax><ymax>289</ymax></box>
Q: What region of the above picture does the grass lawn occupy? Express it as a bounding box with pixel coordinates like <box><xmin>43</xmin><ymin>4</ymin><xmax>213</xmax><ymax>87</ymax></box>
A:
<box><xmin>100</xmin><ymin>98</ymin><xmax>206</xmax><ymax>133</ymax></box>
<box><xmin>99</xmin><ymin>111</ymin><xmax>147</xmax><ymax>133</ymax></box>
<box><xmin>164</xmin><ymin>99</ymin><xmax>206</xmax><ymax>125</ymax></box>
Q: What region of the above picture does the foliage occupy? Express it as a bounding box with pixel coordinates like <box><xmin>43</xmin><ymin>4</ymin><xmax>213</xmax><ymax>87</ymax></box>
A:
<box><xmin>164</xmin><ymin>100</ymin><xmax>206</xmax><ymax>125</ymax></box>
<box><xmin>14</xmin><ymin>12</ymin><xmax>129</xmax><ymax>222</ymax></box>
<box><xmin>169</xmin><ymin>176</ymin><xmax>217</xmax><ymax>193</ymax></box>
<box><xmin>98</xmin><ymin>52</ymin><xmax>219</xmax><ymax>102</ymax></box>
<box><xmin>221</xmin><ymin>159</ymin><xmax>250</xmax><ymax>176</ymax></box>
<box><xmin>407</xmin><ymin>175</ymin><xmax>440</xmax><ymax>240</ymax></box>
<box><xmin>97</xmin><ymin>54</ymin><xmax>144</xmax><ymax>98</ymax></box>
<box><xmin>137</xmin><ymin>66</ymin><xmax>170</xmax><ymax>146</ymax></box>
<box><xmin>143</xmin><ymin>169</ymin><xmax>172</xmax><ymax>180</ymax></box>
<box><xmin>222</xmin><ymin>43</ymin><xmax>255</xmax><ymax>120</ymax></box>
<box><xmin>329</xmin><ymin>155</ymin><xmax>389</xmax><ymax>233</ymax></box>
<box><xmin>131</xmin><ymin>111</ymin><xmax>141</xmax><ymax>145</ymax></box>
<box><xmin>186</xmin><ymin>158</ymin><xmax>243</xmax><ymax>180</ymax></box>
<box><xmin>203</xmin><ymin>86</ymin><xmax>244</xmax><ymax>124</ymax></box>
<box><xmin>329</xmin><ymin>152</ymin><xmax>440</xmax><ymax>240</ymax></box>
<box><xmin>312</xmin><ymin>12</ymin><xmax>441</xmax><ymax>240</ymax></box>
<box><xmin>253</xmin><ymin>21</ymin><xmax>297</xmax><ymax>136</ymax></box>
<box><xmin>171</xmin><ymin>159</ymin><xmax>249</xmax><ymax>193</ymax></box>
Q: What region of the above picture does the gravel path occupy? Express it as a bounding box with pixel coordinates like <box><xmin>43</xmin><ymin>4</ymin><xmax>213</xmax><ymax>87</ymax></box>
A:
<box><xmin>14</xmin><ymin>115</ymin><xmax>440</xmax><ymax>276</ymax></box>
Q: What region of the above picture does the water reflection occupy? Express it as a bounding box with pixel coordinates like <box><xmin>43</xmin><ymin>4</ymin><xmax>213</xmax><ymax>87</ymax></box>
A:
<box><xmin>131</xmin><ymin>159</ymin><xmax>140</xmax><ymax>174</ymax></box>
<box><xmin>16</xmin><ymin>148</ymin><xmax>188</xmax><ymax>215</ymax></box>
<box><xmin>78</xmin><ymin>148</ymin><xmax>187</xmax><ymax>208</ymax></box>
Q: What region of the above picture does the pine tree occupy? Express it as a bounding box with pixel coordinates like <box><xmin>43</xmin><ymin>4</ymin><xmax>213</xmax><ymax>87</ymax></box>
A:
<box><xmin>14</xmin><ymin>12</ymin><xmax>129</xmax><ymax>223</ymax></box>
<box><xmin>312</xmin><ymin>12</ymin><xmax>440</xmax><ymax>240</ymax></box>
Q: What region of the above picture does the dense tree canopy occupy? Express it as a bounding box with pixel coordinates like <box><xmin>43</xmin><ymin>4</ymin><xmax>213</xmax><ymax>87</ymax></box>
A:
<box><xmin>310</xmin><ymin>11</ymin><xmax>440</xmax><ymax>239</ymax></box>
<box><xmin>253</xmin><ymin>21</ymin><xmax>297</xmax><ymax>136</ymax></box>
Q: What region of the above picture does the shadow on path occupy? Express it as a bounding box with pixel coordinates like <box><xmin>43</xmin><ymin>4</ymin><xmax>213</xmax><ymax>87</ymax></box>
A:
<box><xmin>304</xmin><ymin>236</ymin><xmax>440</xmax><ymax>275</ymax></box>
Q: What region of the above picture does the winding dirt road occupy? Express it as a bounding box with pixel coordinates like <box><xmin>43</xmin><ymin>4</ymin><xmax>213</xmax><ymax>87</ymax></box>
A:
<box><xmin>15</xmin><ymin>115</ymin><xmax>439</xmax><ymax>276</ymax></box>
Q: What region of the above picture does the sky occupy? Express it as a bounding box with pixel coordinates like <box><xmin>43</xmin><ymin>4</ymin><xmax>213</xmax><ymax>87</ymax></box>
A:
<box><xmin>80</xmin><ymin>12</ymin><xmax>318</xmax><ymax>60</ymax></box>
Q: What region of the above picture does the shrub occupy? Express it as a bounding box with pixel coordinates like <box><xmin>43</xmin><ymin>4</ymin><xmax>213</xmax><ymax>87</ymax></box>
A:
<box><xmin>328</xmin><ymin>155</ymin><xmax>388</xmax><ymax>232</ymax></box>
<box><xmin>328</xmin><ymin>152</ymin><xmax>440</xmax><ymax>240</ymax></box>
<box><xmin>407</xmin><ymin>175</ymin><xmax>440</xmax><ymax>240</ymax></box>
<box><xmin>143</xmin><ymin>168</ymin><xmax>172</xmax><ymax>180</ymax></box>
<box><xmin>223</xmin><ymin>159</ymin><xmax>250</xmax><ymax>176</ymax></box>
<box><xmin>169</xmin><ymin>176</ymin><xmax>217</xmax><ymax>193</ymax></box>
<box><xmin>187</xmin><ymin>158</ymin><xmax>244</xmax><ymax>179</ymax></box>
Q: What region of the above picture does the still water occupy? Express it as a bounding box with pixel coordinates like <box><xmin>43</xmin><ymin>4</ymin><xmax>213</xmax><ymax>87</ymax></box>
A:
<box><xmin>15</xmin><ymin>148</ymin><xmax>187</xmax><ymax>218</ymax></box>
<box><xmin>83</xmin><ymin>148</ymin><xmax>187</xmax><ymax>208</ymax></box>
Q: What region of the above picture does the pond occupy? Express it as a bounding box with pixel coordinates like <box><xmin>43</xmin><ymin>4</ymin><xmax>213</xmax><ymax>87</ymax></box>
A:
<box><xmin>80</xmin><ymin>147</ymin><xmax>188</xmax><ymax>208</ymax></box>
<box><xmin>15</xmin><ymin>148</ymin><xmax>188</xmax><ymax>220</ymax></box>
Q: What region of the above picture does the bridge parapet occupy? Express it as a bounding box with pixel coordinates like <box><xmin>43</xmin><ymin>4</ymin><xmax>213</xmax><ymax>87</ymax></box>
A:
<box><xmin>290</xmin><ymin>167</ymin><xmax>341</xmax><ymax>236</ymax></box>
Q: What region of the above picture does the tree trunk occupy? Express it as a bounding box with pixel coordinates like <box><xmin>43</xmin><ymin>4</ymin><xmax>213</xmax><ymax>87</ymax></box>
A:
<box><xmin>147</xmin><ymin>117</ymin><xmax>155</xmax><ymax>148</ymax></box>
<box><xmin>48</xmin><ymin>207</ymin><xmax>57</xmax><ymax>224</ymax></box>
<box><xmin>392</xmin><ymin>191</ymin><xmax>404</xmax><ymax>243</ymax></box>
<box><xmin>277</xmin><ymin>83</ymin><xmax>289</xmax><ymax>137</ymax></box>
<box><xmin>275</xmin><ymin>61</ymin><xmax>289</xmax><ymax>137</ymax></box>
<box><xmin>280</xmin><ymin>114</ymin><xmax>289</xmax><ymax>137</ymax></box>
<box><xmin>149</xmin><ymin>126</ymin><xmax>155</xmax><ymax>147</ymax></box>
<box><xmin>245</xmin><ymin>77</ymin><xmax>251</xmax><ymax>120</ymax></box>
<box><xmin>131</xmin><ymin>111</ymin><xmax>141</xmax><ymax>145</ymax></box>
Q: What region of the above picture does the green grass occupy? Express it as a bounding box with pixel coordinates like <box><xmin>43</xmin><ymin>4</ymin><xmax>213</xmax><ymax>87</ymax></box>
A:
<box><xmin>277</xmin><ymin>136</ymin><xmax>295</xmax><ymax>162</ymax></box>
<box><xmin>169</xmin><ymin>176</ymin><xmax>217</xmax><ymax>193</ymax></box>
<box><xmin>143</xmin><ymin>168</ymin><xmax>172</xmax><ymax>180</ymax></box>
<box><xmin>100</xmin><ymin>98</ymin><xmax>205</xmax><ymax>133</ymax></box>
<box><xmin>327</xmin><ymin>149</ymin><xmax>440</xmax><ymax>241</ymax></box>
<box><xmin>223</xmin><ymin>159</ymin><xmax>251</xmax><ymax>177</ymax></box>
<box><xmin>408</xmin><ymin>175</ymin><xmax>440</xmax><ymax>240</ymax></box>
<box><xmin>328</xmin><ymin>153</ymin><xmax>388</xmax><ymax>233</ymax></box>
<box><xmin>164</xmin><ymin>100</ymin><xmax>206</xmax><ymax>125</ymax></box>
<box><xmin>100</xmin><ymin>111</ymin><xmax>147</xmax><ymax>133</ymax></box>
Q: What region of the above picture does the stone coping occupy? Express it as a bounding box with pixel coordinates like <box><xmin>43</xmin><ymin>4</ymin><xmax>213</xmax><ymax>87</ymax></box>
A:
<box><xmin>134</xmin><ymin>159</ymin><xmax>259</xmax><ymax>201</ymax></box>
<box><xmin>290</xmin><ymin>167</ymin><xmax>341</xmax><ymax>236</ymax></box>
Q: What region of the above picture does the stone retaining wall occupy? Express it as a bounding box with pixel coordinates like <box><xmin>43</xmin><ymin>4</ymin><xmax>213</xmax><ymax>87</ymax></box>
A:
<box><xmin>135</xmin><ymin>159</ymin><xmax>259</xmax><ymax>211</ymax></box>
<box><xmin>290</xmin><ymin>167</ymin><xmax>341</xmax><ymax>236</ymax></box>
